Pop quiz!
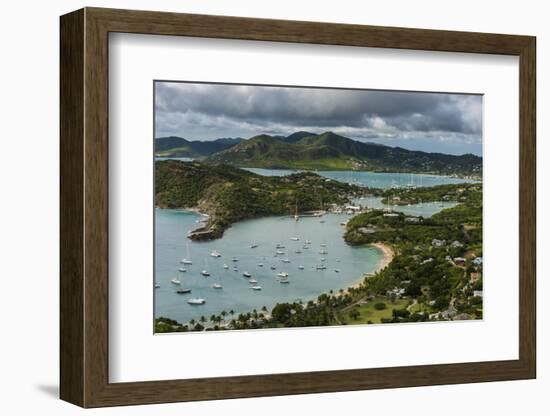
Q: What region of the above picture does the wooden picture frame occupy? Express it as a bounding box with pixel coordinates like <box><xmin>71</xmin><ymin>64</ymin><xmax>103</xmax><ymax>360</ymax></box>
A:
<box><xmin>60</xmin><ymin>7</ymin><xmax>536</xmax><ymax>408</ymax></box>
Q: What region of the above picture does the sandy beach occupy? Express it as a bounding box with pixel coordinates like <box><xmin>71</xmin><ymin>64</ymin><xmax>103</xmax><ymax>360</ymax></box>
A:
<box><xmin>334</xmin><ymin>242</ymin><xmax>395</xmax><ymax>296</ymax></box>
<box><xmin>370</xmin><ymin>242</ymin><xmax>395</xmax><ymax>273</ymax></box>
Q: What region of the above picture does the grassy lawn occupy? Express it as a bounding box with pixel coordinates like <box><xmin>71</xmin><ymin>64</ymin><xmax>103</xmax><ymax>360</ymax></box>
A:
<box><xmin>340</xmin><ymin>297</ymin><xmax>411</xmax><ymax>324</ymax></box>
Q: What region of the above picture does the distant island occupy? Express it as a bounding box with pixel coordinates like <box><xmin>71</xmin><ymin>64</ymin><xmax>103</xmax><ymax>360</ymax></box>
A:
<box><xmin>156</xmin><ymin>131</ymin><xmax>482</xmax><ymax>178</ymax></box>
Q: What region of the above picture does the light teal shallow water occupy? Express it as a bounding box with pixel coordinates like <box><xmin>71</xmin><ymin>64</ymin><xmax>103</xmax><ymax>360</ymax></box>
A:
<box><xmin>244</xmin><ymin>168</ymin><xmax>478</xmax><ymax>189</ymax></box>
<box><xmin>155</xmin><ymin>211</ymin><xmax>382</xmax><ymax>324</ymax></box>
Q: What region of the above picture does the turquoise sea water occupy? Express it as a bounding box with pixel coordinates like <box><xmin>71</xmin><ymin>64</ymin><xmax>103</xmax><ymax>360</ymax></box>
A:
<box><xmin>244</xmin><ymin>168</ymin><xmax>478</xmax><ymax>189</ymax></box>
<box><xmin>155</xmin><ymin>211</ymin><xmax>382</xmax><ymax>324</ymax></box>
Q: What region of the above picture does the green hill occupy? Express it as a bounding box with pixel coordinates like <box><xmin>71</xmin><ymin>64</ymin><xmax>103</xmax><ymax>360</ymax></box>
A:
<box><xmin>155</xmin><ymin>160</ymin><xmax>363</xmax><ymax>240</ymax></box>
<box><xmin>154</xmin><ymin>136</ymin><xmax>242</xmax><ymax>157</ymax></box>
<box><xmin>205</xmin><ymin>131</ymin><xmax>482</xmax><ymax>177</ymax></box>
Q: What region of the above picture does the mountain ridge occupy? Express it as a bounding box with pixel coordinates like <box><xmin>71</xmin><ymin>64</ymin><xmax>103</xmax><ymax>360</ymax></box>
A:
<box><xmin>205</xmin><ymin>131</ymin><xmax>482</xmax><ymax>177</ymax></box>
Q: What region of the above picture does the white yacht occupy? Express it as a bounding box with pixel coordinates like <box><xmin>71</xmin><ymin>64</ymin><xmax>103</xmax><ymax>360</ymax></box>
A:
<box><xmin>249</xmin><ymin>279</ymin><xmax>258</xmax><ymax>284</ymax></box>
<box><xmin>187</xmin><ymin>298</ymin><xmax>206</xmax><ymax>305</ymax></box>
<box><xmin>316</xmin><ymin>265</ymin><xmax>327</xmax><ymax>270</ymax></box>
<box><xmin>243</xmin><ymin>271</ymin><xmax>251</xmax><ymax>278</ymax></box>
<box><xmin>257</xmin><ymin>263</ymin><xmax>264</xmax><ymax>267</ymax></box>
<box><xmin>305</xmin><ymin>240</ymin><xmax>312</xmax><ymax>245</ymax></box>
<box><xmin>210</xmin><ymin>250</ymin><xmax>221</xmax><ymax>258</ymax></box>
<box><xmin>170</xmin><ymin>277</ymin><xmax>181</xmax><ymax>285</ymax></box>
<box><xmin>298</xmin><ymin>265</ymin><xmax>304</xmax><ymax>270</ymax></box>
<box><xmin>277</xmin><ymin>272</ymin><xmax>289</xmax><ymax>278</ymax></box>
<box><xmin>250</xmin><ymin>285</ymin><xmax>262</xmax><ymax>291</ymax></box>
<box><xmin>154</xmin><ymin>282</ymin><xmax>160</xmax><ymax>288</ymax></box>
<box><xmin>282</xmin><ymin>258</ymin><xmax>291</xmax><ymax>263</ymax></box>
<box><xmin>290</xmin><ymin>237</ymin><xmax>299</xmax><ymax>241</ymax></box>
<box><xmin>201</xmin><ymin>270</ymin><xmax>210</xmax><ymax>277</ymax></box>
<box><xmin>176</xmin><ymin>287</ymin><xmax>191</xmax><ymax>294</ymax></box>
<box><xmin>178</xmin><ymin>267</ymin><xmax>187</xmax><ymax>272</ymax></box>
<box><xmin>181</xmin><ymin>242</ymin><xmax>192</xmax><ymax>264</ymax></box>
<box><xmin>276</xmin><ymin>250</ymin><xmax>285</xmax><ymax>255</ymax></box>
<box><xmin>231</xmin><ymin>257</ymin><xmax>239</xmax><ymax>262</ymax></box>
<box><xmin>211</xmin><ymin>283</ymin><xmax>223</xmax><ymax>289</ymax></box>
<box><xmin>223</xmin><ymin>264</ymin><xmax>229</xmax><ymax>269</ymax></box>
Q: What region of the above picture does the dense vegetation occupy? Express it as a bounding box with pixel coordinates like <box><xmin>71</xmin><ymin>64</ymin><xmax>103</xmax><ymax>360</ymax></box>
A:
<box><xmin>205</xmin><ymin>131</ymin><xmax>482</xmax><ymax>177</ymax></box>
<box><xmin>155</xmin><ymin>160</ymin><xmax>364</xmax><ymax>239</ymax></box>
<box><xmin>155</xmin><ymin>136</ymin><xmax>242</xmax><ymax>157</ymax></box>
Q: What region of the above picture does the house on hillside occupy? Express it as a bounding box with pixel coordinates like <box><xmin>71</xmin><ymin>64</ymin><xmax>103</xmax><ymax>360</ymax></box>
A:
<box><xmin>453</xmin><ymin>257</ymin><xmax>466</xmax><ymax>266</ymax></box>
<box><xmin>432</xmin><ymin>238</ymin><xmax>446</xmax><ymax>248</ymax></box>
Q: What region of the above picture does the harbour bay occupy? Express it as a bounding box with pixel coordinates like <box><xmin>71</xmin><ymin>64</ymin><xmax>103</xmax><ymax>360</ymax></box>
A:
<box><xmin>154</xmin><ymin>169</ymin><xmax>466</xmax><ymax>326</ymax></box>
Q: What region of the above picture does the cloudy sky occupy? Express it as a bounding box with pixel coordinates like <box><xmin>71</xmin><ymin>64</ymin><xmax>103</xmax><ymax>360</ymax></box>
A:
<box><xmin>155</xmin><ymin>82</ymin><xmax>483</xmax><ymax>156</ymax></box>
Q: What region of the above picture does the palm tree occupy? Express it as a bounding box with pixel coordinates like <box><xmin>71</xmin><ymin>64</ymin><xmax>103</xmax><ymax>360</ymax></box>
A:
<box><xmin>221</xmin><ymin>310</ymin><xmax>227</xmax><ymax>324</ymax></box>
<box><xmin>189</xmin><ymin>318</ymin><xmax>196</xmax><ymax>326</ymax></box>
<box><xmin>200</xmin><ymin>315</ymin><xmax>206</xmax><ymax>324</ymax></box>
<box><xmin>229</xmin><ymin>309</ymin><xmax>235</xmax><ymax>319</ymax></box>
<box><xmin>261</xmin><ymin>305</ymin><xmax>268</xmax><ymax>313</ymax></box>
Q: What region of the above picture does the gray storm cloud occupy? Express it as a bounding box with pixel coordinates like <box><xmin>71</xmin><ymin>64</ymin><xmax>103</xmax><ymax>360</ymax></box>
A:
<box><xmin>154</xmin><ymin>81</ymin><xmax>482</xmax><ymax>155</ymax></box>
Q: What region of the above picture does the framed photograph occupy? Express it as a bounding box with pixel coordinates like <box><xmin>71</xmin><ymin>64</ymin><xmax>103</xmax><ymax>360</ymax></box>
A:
<box><xmin>60</xmin><ymin>7</ymin><xmax>536</xmax><ymax>408</ymax></box>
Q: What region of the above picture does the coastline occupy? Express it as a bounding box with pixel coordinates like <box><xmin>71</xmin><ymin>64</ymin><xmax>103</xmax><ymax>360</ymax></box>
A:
<box><xmin>370</xmin><ymin>242</ymin><xmax>395</xmax><ymax>274</ymax></box>
<box><xmin>335</xmin><ymin>242</ymin><xmax>395</xmax><ymax>297</ymax></box>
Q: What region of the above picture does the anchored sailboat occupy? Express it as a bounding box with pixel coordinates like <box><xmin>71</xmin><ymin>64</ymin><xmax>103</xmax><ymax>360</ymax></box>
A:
<box><xmin>181</xmin><ymin>242</ymin><xmax>192</xmax><ymax>264</ymax></box>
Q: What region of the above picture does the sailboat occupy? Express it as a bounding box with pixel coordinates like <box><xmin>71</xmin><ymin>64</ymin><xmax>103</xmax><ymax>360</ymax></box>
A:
<box><xmin>154</xmin><ymin>282</ymin><xmax>160</xmax><ymax>288</ymax></box>
<box><xmin>201</xmin><ymin>258</ymin><xmax>210</xmax><ymax>276</ymax></box>
<box><xmin>211</xmin><ymin>282</ymin><xmax>223</xmax><ymax>289</ymax></box>
<box><xmin>170</xmin><ymin>277</ymin><xmax>181</xmax><ymax>285</ymax></box>
<box><xmin>187</xmin><ymin>298</ymin><xmax>205</xmax><ymax>305</ymax></box>
<box><xmin>223</xmin><ymin>263</ymin><xmax>229</xmax><ymax>269</ymax></box>
<box><xmin>249</xmin><ymin>278</ymin><xmax>258</xmax><ymax>284</ymax></box>
<box><xmin>181</xmin><ymin>242</ymin><xmax>193</xmax><ymax>264</ymax></box>
<box><xmin>243</xmin><ymin>271</ymin><xmax>251</xmax><ymax>278</ymax></box>
<box><xmin>277</xmin><ymin>272</ymin><xmax>289</xmax><ymax>278</ymax></box>
<box><xmin>250</xmin><ymin>285</ymin><xmax>262</xmax><ymax>291</ymax></box>
<box><xmin>210</xmin><ymin>250</ymin><xmax>221</xmax><ymax>258</ymax></box>
<box><xmin>178</xmin><ymin>267</ymin><xmax>187</xmax><ymax>272</ymax></box>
